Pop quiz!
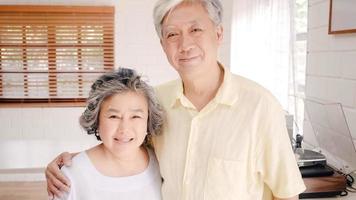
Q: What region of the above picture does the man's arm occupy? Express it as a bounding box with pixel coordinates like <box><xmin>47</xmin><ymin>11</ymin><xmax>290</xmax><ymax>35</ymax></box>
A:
<box><xmin>274</xmin><ymin>195</ymin><xmax>299</xmax><ymax>200</ymax></box>
<box><xmin>45</xmin><ymin>152</ymin><xmax>77</xmax><ymax>198</ymax></box>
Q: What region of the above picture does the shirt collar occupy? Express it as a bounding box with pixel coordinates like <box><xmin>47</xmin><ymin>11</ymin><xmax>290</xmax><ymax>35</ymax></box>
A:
<box><xmin>169</xmin><ymin>62</ymin><xmax>239</xmax><ymax>108</ymax></box>
<box><xmin>214</xmin><ymin>63</ymin><xmax>239</xmax><ymax>106</ymax></box>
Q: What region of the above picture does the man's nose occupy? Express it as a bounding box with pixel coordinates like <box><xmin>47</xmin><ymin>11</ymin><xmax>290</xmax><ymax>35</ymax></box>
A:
<box><xmin>179</xmin><ymin>33</ymin><xmax>195</xmax><ymax>53</ymax></box>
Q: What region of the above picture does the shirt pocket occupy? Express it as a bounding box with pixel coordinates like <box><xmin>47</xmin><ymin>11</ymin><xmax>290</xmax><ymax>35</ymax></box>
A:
<box><xmin>204</xmin><ymin>157</ymin><xmax>247</xmax><ymax>200</ymax></box>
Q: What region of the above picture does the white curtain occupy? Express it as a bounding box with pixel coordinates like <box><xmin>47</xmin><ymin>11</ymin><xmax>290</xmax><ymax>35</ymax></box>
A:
<box><xmin>230</xmin><ymin>0</ymin><xmax>292</xmax><ymax>109</ymax></box>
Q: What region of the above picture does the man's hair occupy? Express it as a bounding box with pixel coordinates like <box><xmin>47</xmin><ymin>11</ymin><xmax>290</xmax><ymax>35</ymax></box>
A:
<box><xmin>153</xmin><ymin>0</ymin><xmax>223</xmax><ymax>39</ymax></box>
<box><xmin>79</xmin><ymin>68</ymin><xmax>164</xmax><ymax>144</ymax></box>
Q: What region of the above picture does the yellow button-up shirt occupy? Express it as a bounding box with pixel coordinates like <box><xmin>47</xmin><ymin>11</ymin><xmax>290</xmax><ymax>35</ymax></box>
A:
<box><xmin>153</xmin><ymin>66</ymin><xmax>305</xmax><ymax>200</ymax></box>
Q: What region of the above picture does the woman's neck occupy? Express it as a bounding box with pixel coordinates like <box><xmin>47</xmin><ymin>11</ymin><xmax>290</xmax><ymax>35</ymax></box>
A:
<box><xmin>87</xmin><ymin>144</ymin><xmax>149</xmax><ymax>177</ymax></box>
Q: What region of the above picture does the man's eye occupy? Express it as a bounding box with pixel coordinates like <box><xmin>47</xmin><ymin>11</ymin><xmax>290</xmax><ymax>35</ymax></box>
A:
<box><xmin>109</xmin><ymin>115</ymin><xmax>118</xmax><ymax>119</ymax></box>
<box><xmin>167</xmin><ymin>33</ymin><xmax>177</xmax><ymax>38</ymax></box>
<box><xmin>132</xmin><ymin>115</ymin><xmax>142</xmax><ymax>119</ymax></box>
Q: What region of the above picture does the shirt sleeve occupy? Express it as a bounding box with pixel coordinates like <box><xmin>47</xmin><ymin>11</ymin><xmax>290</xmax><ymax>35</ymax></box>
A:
<box><xmin>53</xmin><ymin>192</ymin><xmax>71</xmax><ymax>200</ymax></box>
<box><xmin>255</xmin><ymin>98</ymin><xmax>306</xmax><ymax>198</ymax></box>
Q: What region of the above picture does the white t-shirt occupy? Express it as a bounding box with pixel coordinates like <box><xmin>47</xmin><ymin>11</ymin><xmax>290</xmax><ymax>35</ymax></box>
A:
<box><xmin>55</xmin><ymin>148</ymin><xmax>162</xmax><ymax>200</ymax></box>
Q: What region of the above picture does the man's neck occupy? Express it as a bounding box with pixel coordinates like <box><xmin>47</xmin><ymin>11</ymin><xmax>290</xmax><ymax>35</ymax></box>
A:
<box><xmin>182</xmin><ymin>63</ymin><xmax>224</xmax><ymax>111</ymax></box>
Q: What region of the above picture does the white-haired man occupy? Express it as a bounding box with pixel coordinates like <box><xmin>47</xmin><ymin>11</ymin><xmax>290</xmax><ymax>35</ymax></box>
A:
<box><xmin>46</xmin><ymin>0</ymin><xmax>305</xmax><ymax>199</ymax></box>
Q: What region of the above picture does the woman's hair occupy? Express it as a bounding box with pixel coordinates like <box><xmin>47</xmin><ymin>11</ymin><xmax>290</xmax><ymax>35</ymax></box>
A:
<box><xmin>79</xmin><ymin>68</ymin><xmax>164</xmax><ymax>145</ymax></box>
<box><xmin>153</xmin><ymin>0</ymin><xmax>223</xmax><ymax>39</ymax></box>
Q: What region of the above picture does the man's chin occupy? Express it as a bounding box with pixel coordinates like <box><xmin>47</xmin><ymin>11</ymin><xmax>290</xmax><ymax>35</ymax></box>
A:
<box><xmin>177</xmin><ymin>60</ymin><xmax>202</xmax><ymax>69</ymax></box>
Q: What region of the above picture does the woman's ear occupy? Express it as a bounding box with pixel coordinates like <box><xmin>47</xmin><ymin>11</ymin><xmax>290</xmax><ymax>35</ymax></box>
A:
<box><xmin>216</xmin><ymin>25</ymin><xmax>223</xmax><ymax>44</ymax></box>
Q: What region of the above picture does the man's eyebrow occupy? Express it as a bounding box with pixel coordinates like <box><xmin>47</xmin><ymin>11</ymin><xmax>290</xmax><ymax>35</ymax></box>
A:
<box><xmin>163</xmin><ymin>20</ymin><xmax>199</xmax><ymax>29</ymax></box>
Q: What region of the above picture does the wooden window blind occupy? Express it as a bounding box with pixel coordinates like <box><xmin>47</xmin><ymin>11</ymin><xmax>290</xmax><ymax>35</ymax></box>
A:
<box><xmin>0</xmin><ymin>5</ymin><xmax>114</xmax><ymax>105</ymax></box>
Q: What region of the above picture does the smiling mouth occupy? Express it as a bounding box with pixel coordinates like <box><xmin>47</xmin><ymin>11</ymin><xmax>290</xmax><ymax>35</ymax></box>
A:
<box><xmin>114</xmin><ymin>138</ymin><xmax>134</xmax><ymax>143</ymax></box>
<box><xmin>179</xmin><ymin>56</ymin><xmax>199</xmax><ymax>62</ymax></box>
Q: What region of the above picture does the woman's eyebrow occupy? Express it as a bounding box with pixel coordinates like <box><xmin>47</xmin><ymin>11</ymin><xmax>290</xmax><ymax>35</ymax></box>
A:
<box><xmin>106</xmin><ymin>108</ymin><xmax>145</xmax><ymax>113</ymax></box>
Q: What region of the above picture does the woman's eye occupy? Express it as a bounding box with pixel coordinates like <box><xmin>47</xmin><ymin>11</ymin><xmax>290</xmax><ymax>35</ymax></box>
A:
<box><xmin>109</xmin><ymin>115</ymin><xmax>118</xmax><ymax>119</ymax></box>
<box><xmin>132</xmin><ymin>115</ymin><xmax>142</xmax><ymax>119</ymax></box>
<box><xmin>192</xmin><ymin>28</ymin><xmax>202</xmax><ymax>32</ymax></box>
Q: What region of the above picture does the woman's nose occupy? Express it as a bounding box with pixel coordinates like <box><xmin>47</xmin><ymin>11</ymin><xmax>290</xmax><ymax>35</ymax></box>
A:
<box><xmin>117</xmin><ymin>119</ymin><xmax>129</xmax><ymax>134</ymax></box>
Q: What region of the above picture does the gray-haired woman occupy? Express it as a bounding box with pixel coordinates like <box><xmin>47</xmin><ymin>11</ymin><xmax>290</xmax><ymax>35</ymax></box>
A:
<box><xmin>54</xmin><ymin>68</ymin><xmax>164</xmax><ymax>200</ymax></box>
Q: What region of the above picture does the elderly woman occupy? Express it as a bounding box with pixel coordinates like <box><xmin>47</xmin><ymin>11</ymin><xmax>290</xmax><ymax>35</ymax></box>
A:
<box><xmin>54</xmin><ymin>68</ymin><xmax>164</xmax><ymax>200</ymax></box>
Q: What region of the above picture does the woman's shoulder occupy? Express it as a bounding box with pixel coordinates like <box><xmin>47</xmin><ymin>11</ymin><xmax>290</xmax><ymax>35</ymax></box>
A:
<box><xmin>145</xmin><ymin>147</ymin><xmax>160</xmax><ymax>177</ymax></box>
<box><xmin>60</xmin><ymin>151</ymin><xmax>92</xmax><ymax>177</ymax></box>
<box><xmin>146</xmin><ymin>147</ymin><xmax>158</xmax><ymax>164</ymax></box>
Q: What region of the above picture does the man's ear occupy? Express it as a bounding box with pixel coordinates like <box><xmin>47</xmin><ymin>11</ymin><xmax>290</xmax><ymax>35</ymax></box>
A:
<box><xmin>216</xmin><ymin>25</ymin><xmax>223</xmax><ymax>44</ymax></box>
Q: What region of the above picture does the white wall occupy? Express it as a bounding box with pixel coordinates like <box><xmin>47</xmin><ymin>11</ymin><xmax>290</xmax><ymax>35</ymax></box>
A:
<box><xmin>0</xmin><ymin>0</ymin><xmax>232</xmax><ymax>172</ymax></box>
<box><xmin>303</xmin><ymin>0</ymin><xmax>356</xmax><ymax>172</ymax></box>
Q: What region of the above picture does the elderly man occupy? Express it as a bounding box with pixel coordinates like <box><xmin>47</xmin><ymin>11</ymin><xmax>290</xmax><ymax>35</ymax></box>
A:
<box><xmin>46</xmin><ymin>0</ymin><xmax>305</xmax><ymax>199</ymax></box>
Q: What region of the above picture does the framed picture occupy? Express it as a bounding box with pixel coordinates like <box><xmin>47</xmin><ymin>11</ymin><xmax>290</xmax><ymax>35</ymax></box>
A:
<box><xmin>328</xmin><ymin>0</ymin><xmax>356</xmax><ymax>34</ymax></box>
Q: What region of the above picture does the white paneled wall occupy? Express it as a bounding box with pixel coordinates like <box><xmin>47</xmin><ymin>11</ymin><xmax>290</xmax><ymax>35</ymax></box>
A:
<box><xmin>0</xmin><ymin>107</ymin><xmax>99</xmax><ymax>169</ymax></box>
<box><xmin>0</xmin><ymin>0</ymin><xmax>233</xmax><ymax>177</ymax></box>
<box><xmin>115</xmin><ymin>0</ymin><xmax>177</xmax><ymax>86</ymax></box>
<box><xmin>304</xmin><ymin>0</ymin><xmax>356</xmax><ymax>172</ymax></box>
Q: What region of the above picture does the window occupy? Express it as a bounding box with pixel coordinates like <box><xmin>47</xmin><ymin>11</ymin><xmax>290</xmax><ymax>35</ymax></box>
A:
<box><xmin>289</xmin><ymin>0</ymin><xmax>308</xmax><ymax>134</ymax></box>
<box><xmin>230</xmin><ymin>0</ymin><xmax>308</xmax><ymax>136</ymax></box>
<box><xmin>230</xmin><ymin>0</ymin><xmax>291</xmax><ymax>109</ymax></box>
<box><xmin>0</xmin><ymin>5</ymin><xmax>114</xmax><ymax>105</ymax></box>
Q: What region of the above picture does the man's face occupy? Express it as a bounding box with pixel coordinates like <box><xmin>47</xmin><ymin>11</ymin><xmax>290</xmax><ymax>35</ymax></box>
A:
<box><xmin>160</xmin><ymin>2</ymin><xmax>223</xmax><ymax>77</ymax></box>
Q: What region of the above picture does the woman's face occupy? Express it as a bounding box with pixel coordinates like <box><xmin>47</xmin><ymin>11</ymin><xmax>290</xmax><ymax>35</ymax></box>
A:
<box><xmin>98</xmin><ymin>91</ymin><xmax>148</xmax><ymax>155</ymax></box>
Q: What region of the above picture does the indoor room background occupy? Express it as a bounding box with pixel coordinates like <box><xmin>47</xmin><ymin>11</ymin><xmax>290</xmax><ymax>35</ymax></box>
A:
<box><xmin>0</xmin><ymin>0</ymin><xmax>355</xmax><ymax>187</ymax></box>
<box><xmin>0</xmin><ymin>0</ymin><xmax>232</xmax><ymax>181</ymax></box>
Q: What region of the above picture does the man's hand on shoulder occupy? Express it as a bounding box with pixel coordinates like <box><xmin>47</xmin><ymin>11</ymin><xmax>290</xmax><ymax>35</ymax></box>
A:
<box><xmin>45</xmin><ymin>152</ymin><xmax>77</xmax><ymax>199</ymax></box>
